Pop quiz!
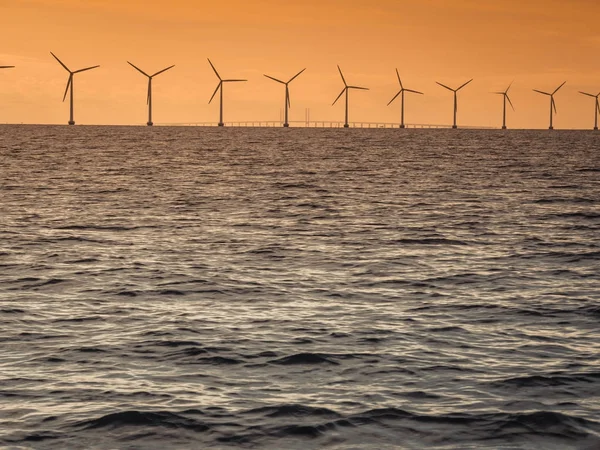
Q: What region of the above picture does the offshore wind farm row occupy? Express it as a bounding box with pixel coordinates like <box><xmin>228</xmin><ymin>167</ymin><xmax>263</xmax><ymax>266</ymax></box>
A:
<box><xmin>1</xmin><ymin>54</ymin><xmax>600</xmax><ymax>130</ymax></box>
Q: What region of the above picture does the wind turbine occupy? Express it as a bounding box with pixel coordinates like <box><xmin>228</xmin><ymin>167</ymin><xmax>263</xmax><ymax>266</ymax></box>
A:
<box><xmin>494</xmin><ymin>82</ymin><xmax>515</xmax><ymax>130</ymax></box>
<box><xmin>51</xmin><ymin>52</ymin><xmax>99</xmax><ymax>125</ymax></box>
<box><xmin>264</xmin><ymin>68</ymin><xmax>306</xmax><ymax>127</ymax></box>
<box><xmin>436</xmin><ymin>79</ymin><xmax>473</xmax><ymax>129</ymax></box>
<box><xmin>387</xmin><ymin>69</ymin><xmax>423</xmax><ymax>128</ymax></box>
<box><xmin>333</xmin><ymin>65</ymin><xmax>368</xmax><ymax>128</ymax></box>
<box><xmin>208</xmin><ymin>59</ymin><xmax>246</xmax><ymax>127</ymax></box>
<box><xmin>579</xmin><ymin>91</ymin><xmax>600</xmax><ymax>130</ymax></box>
<box><xmin>128</xmin><ymin>61</ymin><xmax>175</xmax><ymax>126</ymax></box>
<box><xmin>533</xmin><ymin>81</ymin><xmax>566</xmax><ymax>130</ymax></box>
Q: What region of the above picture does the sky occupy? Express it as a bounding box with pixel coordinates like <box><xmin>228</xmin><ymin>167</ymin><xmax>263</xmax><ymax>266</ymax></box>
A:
<box><xmin>1</xmin><ymin>0</ymin><xmax>600</xmax><ymax>128</ymax></box>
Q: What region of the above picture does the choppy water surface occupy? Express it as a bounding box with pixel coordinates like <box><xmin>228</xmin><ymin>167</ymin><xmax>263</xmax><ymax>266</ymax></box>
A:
<box><xmin>1</xmin><ymin>125</ymin><xmax>599</xmax><ymax>449</ymax></box>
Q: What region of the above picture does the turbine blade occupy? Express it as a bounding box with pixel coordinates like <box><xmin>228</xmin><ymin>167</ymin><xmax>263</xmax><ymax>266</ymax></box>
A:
<box><xmin>553</xmin><ymin>81</ymin><xmax>566</xmax><ymax>95</ymax></box>
<box><xmin>337</xmin><ymin>65</ymin><xmax>347</xmax><ymax>87</ymax></box>
<box><xmin>0</xmin><ymin>66</ymin><xmax>15</xmax><ymax>69</ymax></box>
<box><xmin>62</xmin><ymin>74</ymin><xmax>72</xmax><ymax>102</ymax></box>
<box><xmin>147</xmin><ymin>81</ymin><xmax>151</xmax><ymax>105</ymax></box>
<box><xmin>207</xmin><ymin>58</ymin><xmax>221</xmax><ymax>80</ymax></box>
<box><xmin>506</xmin><ymin>94</ymin><xmax>515</xmax><ymax>111</ymax></box>
<box><xmin>457</xmin><ymin>79</ymin><xmax>473</xmax><ymax>91</ymax></box>
<box><xmin>579</xmin><ymin>91</ymin><xmax>595</xmax><ymax>98</ymax></box>
<box><xmin>152</xmin><ymin>65</ymin><xmax>175</xmax><ymax>77</ymax></box>
<box><xmin>597</xmin><ymin>100</ymin><xmax>600</xmax><ymax>115</ymax></box>
<box><xmin>552</xmin><ymin>97</ymin><xmax>557</xmax><ymax>114</ymax></box>
<box><xmin>332</xmin><ymin>87</ymin><xmax>346</xmax><ymax>105</ymax></box>
<box><xmin>288</xmin><ymin>68</ymin><xmax>306</xmax><ymax>83</ymax></box>
<box><xmin>349</xmin><ymin>86</ymin><xmax>368</xmax><ymax>90</ymax></box>
<box><xmin>387</xmin><ymin>91</ymin><xmax>401</xmax><ymax>106</ymax></box>
<box><xmin>128</xmin><ymin>61</ymin><xmax>150</xmax><ymax>77</ymax></box>
<box><xmin>208</xmin><ymin>82</ymin><xmax>221</xmax><ymax>104</ymax></box>
<box><xmin>405</xmin><ymin>89</ymin><xmax>424</xmax><ymax>95</ymax></box>
<box><xmin>287</xmin><ymin>86</ymin><xmax>291</xmax><ymax>109</ymax></box>
<box><xmin>436</xmin><ymin>81</ymin><xmax>454</xmax><ymax>92</ymax></box>
<box><xmin>223</xmin><ymin>79</ymin><xmax>247</xmax><ymax>82</ymax></box>
<box><xmin>533</xmin><ymin>89</ymin><xmax>551</xmax><ymax>96</ymax></box>
<box><xmin>51</xmin><ymin>52</ymin><xmax>70</xmax><ymax>73</ymax></box>
<box><xmin>73</xmin><ymin>65</ymin><xmax>100</xmax><ymax>74</ymax></box>
<box><xmin>396</xmin><ymin>69</ymin><xmax>404</xmax><ymax>90</ymax></box>
<box><xmin>264</xmin><ymin>74</ymin><xmax>285</xmax><ymax>84</ymax></box>
<box><xmin>505</xmin><ymin>81</ymin><xmax>513</xmax><ymax>94</ymax></box>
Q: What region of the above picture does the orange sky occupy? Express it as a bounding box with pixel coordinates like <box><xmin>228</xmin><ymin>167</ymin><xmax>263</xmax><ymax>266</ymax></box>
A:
<box><xmin>1</xmin><ymin>0</ymin><xmax>600</xmax><ymax>128</ymax></box>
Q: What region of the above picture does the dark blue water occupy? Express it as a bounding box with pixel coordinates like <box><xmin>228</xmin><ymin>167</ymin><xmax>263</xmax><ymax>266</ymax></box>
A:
<box><xmin>1</xmin><ymin>125</ymin><xmax>599</xmax><ymax>449</ymax></box>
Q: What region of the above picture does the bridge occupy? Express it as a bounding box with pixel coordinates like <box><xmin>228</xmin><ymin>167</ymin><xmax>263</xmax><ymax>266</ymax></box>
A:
<box><xmin>156</xmin><ymin>120</ymin><xmax>496</xmax><ymax>129</ymax></box>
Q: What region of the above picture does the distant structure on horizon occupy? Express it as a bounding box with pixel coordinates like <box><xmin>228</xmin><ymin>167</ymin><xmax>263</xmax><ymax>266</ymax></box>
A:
<box><xmin>264</xmin><ymin>68</ymin><xmax>306</xmax><ymax>128</ymax></box>
<box><xmin>436</xmin><ymin>79</ymin><xmax>473</xmax><ymax>129</ymax></box>
<box><xmin>494</xmin><ymin>83</ymin><xmax>515</xmax><ymax>130</ymax></box>
<box><xmin>333</xmin><ymin>66</ymin><xmax>369</xmax><ymax>128</ymax></box>
<box><xmin>533</xmin><ymin>82</ymin><xmax>566</xmax><ymax>130</ymax></box>
<box><xmin>50</xmin><ymin>52</ymin><xmax>99</xmax><ymax>126</ymax></box>
<box><xmin>578</xmin><ymin>90</ymin><xmax>600</xmax><ymax>131</ymax></box>
<box><xmin>387</xmin><ymin>69</ymin><xmax>423</xmax><ymax>129</ymax></box>
<box><xmin>207</xmin><ymin>59</ymin><xmax>246</xmax><ymax>127</ymax></box>
<box><xmin>128</xmin><ymin>61</ymin><xmax>175</xmax><ymax>126</ymax></box>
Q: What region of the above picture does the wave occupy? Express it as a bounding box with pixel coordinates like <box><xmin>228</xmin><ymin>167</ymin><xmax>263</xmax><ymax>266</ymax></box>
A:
<box><xmin>76</xmin><ymin>410</ymin><xmax>210</xmax><ymax>432</ymax></box>
<box><xmin>63</xmin><ymin>406</ymin><xmax>598</xmax><ymax>446</ymax></box>
<box><xmin>492</xmin><ymin>371</ymin><xmax>600</xmax><ymax>387</ymax></box>
<box><xmin>269</xmin><ymin>353</ymin><xmax>340</xmax><ymax>365</ymax></box>
<box><xmin>244</xmin><ymin>404</ymin><xmax>342</xmax><ymax>418</ymax></box>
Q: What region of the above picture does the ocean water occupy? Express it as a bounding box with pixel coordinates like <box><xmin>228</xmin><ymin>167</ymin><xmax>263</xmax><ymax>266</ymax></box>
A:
<box><xmin>0</xmin><ymin>125</ymin><xmax>599</xmax><ymax>449</ymax></box>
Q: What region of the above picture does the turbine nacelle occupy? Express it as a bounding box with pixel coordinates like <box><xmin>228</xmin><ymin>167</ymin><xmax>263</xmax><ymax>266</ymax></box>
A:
<box><xmin>208</xmin><ymin>58</ymin><xmax>247</xmax><ymax>104</ymax></box>
<box><xmin>263</xmin><ymin>67</ymin><xmax>306</xmax><ymax>116</ymax></box>
<box><xmin>388</xmin><ymin>68</ymin><xmax>424</xmax><ymax>106</ymax></box>
<box><xmin>494</xmin><ymin>82</ymin><xmax>515</xmax><ymax>111</ymax></box>
<box><xmin>51</xmin><ymin>52</ymin><xmax>100</xmax><ymax>102</ymax></box>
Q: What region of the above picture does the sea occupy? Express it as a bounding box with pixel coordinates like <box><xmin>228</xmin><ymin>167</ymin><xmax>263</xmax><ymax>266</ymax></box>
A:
<box><xmin>1</xmin><ymin>125</ymin><xmax>599</xmax><ymax>449</ymax></box>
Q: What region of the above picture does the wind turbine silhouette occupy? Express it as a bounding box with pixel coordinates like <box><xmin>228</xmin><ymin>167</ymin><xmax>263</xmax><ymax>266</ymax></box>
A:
<box><xmin>264</xmin><ymin>68</ymin><xmax>306</xmax><ymax>127</ymax></box>
<box><xmin>579</xmin><ymin>91</ymin><xmax>600</xmax><ymax>130</ymax></box>
<box><xmin>436</xmin><ymin>79</ymin><xmax>473</xmax><ymax>129</ymax></box>
<box><xmin>533</xmin><ymin>82</ymin><xmax>566</xmax><ymax>130</ymax></box>
<box><xmin>128</xmin><ymin>61</ymin><xmax>175</xmax><ymax>126</ymax></box>
<box><xmin>51</xmin><ymin>52</ymin><xmax>99</xmax><ymax>125</ymax></box>
<box><xmin>208</xmin><ymin>59</ymin><xmax>246</xmax><ymax>127</ymax></box>
<box><xmin>494</xmin><ymin>82</ymin><xmax>514</xmax><ymax>130</ymax></box>
<box><xmin>0</xmin><ymin>65</ymin><xmax>14</xmax><ymax>69</ymax></box>
<box><xmin>387</xmin><ymin>69</ymin><xmax>423</xmax><ymax>129</ymax></box>
<box><xmin>333</xmin><ymin>65</ymin><xmax>368</xmax><ymax>128</ymax></box>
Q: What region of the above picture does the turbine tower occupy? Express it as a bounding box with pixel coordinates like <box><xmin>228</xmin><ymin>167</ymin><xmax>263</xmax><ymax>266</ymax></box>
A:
<box><xmin>533</xmin><ymin>81</ymin><xmax>566</xmax><ymax>130</ymax></box>
<box><xmin>128</xmin><ymin>61</ymin><xmax>175</xmax><ymax>126</ymax></box>
<box><xmin>51</xmin><ymin>52</ymin><xmax>99</xmax><ymax>126</ymax></box>
<box><xmin>387</xmin><ymin>69</ymin><xmax>423</xmax><ymax>128</ymax></box>
<box><xmin>436</xmin><ymin>79</ymin><xmax>473</xmax><ymax>129</ymax></box>
<box><xmin>333</xmin><ymin>65</ymin><xmax>368</xmax><ymax>128</ymax></box>
<box><xmin>208</xmin><ymin>59</ymin><xmax>246</xmax><ymax>127</ymax></box>
<box><xmin>264</xmin><ymin>68</ymin><xmax>306</xmax><ymax>127</ymax></box>
<box><xmin>579</xmin><ymin>91</ymin><xmax>600</xmax><ymax>130</ymax></box>
<box><xmin>494</xmin><ymin>82</ymin><xmax>515</xmax><ymax>130</ymax></box>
